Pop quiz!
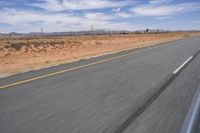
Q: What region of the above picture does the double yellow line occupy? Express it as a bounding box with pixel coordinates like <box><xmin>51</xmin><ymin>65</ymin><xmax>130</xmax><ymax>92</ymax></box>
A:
<box><xmin>0</xmin><ymin>48</ymin><xmax>150</xmax><ymax>90</ymax></box>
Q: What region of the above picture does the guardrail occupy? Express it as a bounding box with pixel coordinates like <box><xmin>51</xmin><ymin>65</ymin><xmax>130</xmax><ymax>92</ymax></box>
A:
<box><xmin>180</xmin><ymin>83</ymin><xmax>200</xmax><ymax>133</ymax></box>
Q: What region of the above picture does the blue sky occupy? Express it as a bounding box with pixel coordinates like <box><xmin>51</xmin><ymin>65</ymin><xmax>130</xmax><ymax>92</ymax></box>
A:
<box><xmin>0</xmin><ymin>0</ymin><xmax>200</xmax><ymax>33</ymax></box>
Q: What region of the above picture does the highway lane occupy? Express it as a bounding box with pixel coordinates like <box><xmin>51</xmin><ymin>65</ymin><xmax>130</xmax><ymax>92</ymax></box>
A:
<box><xmin>197</xmin><ymin>116</ymin><xmax>200</xmax><ymax>132</ymax></box>
<box><xmin>124</xmin><ymin>52</ymin><xmax>200</xmax><ymax>133</ymax></box>
<box><xmin>0</xmin><ymin>36</ymin><xmax>200</xmax><ymax>133</ymax></box>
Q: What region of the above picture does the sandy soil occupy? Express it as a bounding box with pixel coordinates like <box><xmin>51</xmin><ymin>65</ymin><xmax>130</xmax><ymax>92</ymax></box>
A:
<box><xmin>0</xmin><ymin>32</ymin><xmax>199</xmax><ymax>77</ymax></box>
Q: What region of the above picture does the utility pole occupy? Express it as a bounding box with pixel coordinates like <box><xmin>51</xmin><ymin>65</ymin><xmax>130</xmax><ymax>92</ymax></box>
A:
<box><xmin>41</xmin><ymin>27</ymin><xmax>43</xmax><ymax>37</ymax></box>
<box><xmin>91</xmin><ymin>25</ymin><xmax>93</xmax><ymax>31</ymax></box>
<box><xmin>91</xmin><ymin>25</ymin><xmax>94</xmax><ymax>35</ymax></box>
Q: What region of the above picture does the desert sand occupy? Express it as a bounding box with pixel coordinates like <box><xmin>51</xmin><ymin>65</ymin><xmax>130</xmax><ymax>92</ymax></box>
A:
<box><xmin>0</xmin><ymin>32</ymin><xmax>199</xmax><ymax>77</ymax></box>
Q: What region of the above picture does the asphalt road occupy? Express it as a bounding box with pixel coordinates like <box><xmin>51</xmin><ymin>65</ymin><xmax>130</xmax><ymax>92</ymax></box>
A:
<box><xmin>0</xmin><ymin>36</ymin><xmax>200</xmax><ymax>133</ymax></box>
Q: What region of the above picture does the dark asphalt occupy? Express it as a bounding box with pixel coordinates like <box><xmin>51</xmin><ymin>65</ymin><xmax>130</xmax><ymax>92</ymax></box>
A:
<box><xmin>0</xmin><ymin>36</ymin><xmax>200</xmax><ymax>133</ymax></box>
<box><xmin>124</xmin><ymin>51</ymin><xmax>200</xmax><ymax>133</ymax></box>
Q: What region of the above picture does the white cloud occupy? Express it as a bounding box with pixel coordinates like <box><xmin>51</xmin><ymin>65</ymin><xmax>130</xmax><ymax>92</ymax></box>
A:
<box><xmin>0</xmin><ymin>8</ymin><xmax>143</xmax><ymax>33</ymax></box>
<box><xmin>84</xmin><ymin>13</ymin><xmax>114</xmax><ymax>21</ymax></box>
<box><xmin>154</xmin><ymin>16</ymin><xmax>172</xmax><ymax>20</ymax></box>
<box><xmin>112</xmin><ymin>8</ymin><xmax>121</xmax><ymax>12</ymax></box>
<box><xmin>116</xmin><ymin>12</ymin><xmax>132</xmax><ymax>18</ymax></box>
<box><xmin>33</xmin><ymin>0</ymin><xmax>130</xmax><ymax>11</ymax></box>
<box><xmin>131</xmin><ymin>3</ymin><xmax>200</xmax><ymax>16</ymax></box>
<box><xmin>32</xmin><ymin>0</ymin><xmax>64</xmax><ymax>11</ymax></box>
<box><xmin>149</xmin><ymin>0</ymin><xmax>173</xmax><ymax>4</ymax></box>
<box><xmin>0</xmin><ymin>9</ymin><xmax>82</xmax><ymax>25</ymax></box>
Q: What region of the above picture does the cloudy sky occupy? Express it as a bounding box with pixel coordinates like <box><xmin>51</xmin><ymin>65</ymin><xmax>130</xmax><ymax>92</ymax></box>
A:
<box><xmin>0</xmin><ymin>0</ymin><xmax>200</xmax><ymax>33</ymax></box>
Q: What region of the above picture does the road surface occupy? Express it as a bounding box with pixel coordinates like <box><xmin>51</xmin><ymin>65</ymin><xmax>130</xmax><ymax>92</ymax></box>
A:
<box><xmin>0</xmin><ymin>36</ymin><xmax>200</xmax><ymax>133</ymax></box>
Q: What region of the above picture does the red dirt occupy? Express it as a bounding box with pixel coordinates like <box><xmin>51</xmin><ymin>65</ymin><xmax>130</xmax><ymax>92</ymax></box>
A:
<box><xmin>0</xmin><ymin>32</ymin><xmax>199</xmax><ymax>76</ymax></box>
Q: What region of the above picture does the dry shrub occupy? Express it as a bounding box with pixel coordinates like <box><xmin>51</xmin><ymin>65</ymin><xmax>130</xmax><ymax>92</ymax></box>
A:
<box><xmin>4</xmin><ymin>45</ymin><xmax>10</xmax><ymax>49</ymax></box>
<box><xmin>184</xmin><ymin>34</ymin><xmax>190</xmax><ymax>37</ymax></box>
<box><xmin>95</xmin><ymin>41</ymin><xmax>102</xmax><ymax>45</ymax></box>
<box><xmin>45</xmin><ymin>61</ymin><xmax>49</xmax><ymax>63</ymax></box>
<box><xmin>4</xmin><ymin>53</ymin><xmax>11</xmax><ymax>56</ymax></box>
<box><xmin>10</xmin><ymin>42</ymin><xmax>27</xmax><ymax>50</ymax></box>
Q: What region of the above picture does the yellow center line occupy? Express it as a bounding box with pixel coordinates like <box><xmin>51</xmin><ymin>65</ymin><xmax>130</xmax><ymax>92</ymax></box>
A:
<box><xmin>0</xmin><ymin>48</ymin><xmax>150</xmax><ymax>90</ymax></box>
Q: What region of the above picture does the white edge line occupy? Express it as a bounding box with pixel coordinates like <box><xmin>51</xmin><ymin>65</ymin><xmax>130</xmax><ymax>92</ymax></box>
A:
<box><xmin>173</xmin><ymin>56</ymin><xmax>193</xmax><ymax>74</ymax></box>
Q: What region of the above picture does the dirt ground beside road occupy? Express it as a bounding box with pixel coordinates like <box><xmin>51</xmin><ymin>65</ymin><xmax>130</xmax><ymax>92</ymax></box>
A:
<box><xmin>0</xmin><ymin>32</ymin><xmax>199</xmax><ymax>77</ymax></box>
